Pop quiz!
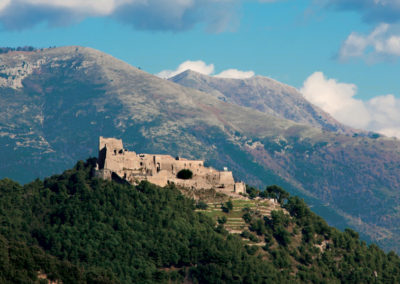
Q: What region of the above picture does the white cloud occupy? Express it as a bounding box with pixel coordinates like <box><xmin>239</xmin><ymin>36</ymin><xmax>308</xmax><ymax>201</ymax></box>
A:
<box><xmin>16</xmin><ymin>0</ymin><xmax>129</xmax><ymax>15</ymax></box>
<box><xmin>366</xmin><ymin>94</ymin><xmax>400</xmax><ymax>137</ymax></box>
<box><xmin>156</xmin><ymin>60</ymin><xmax>215</xmax><ymax>79</ymax></box>
<box><xmin>156</xmin><ymin>60</ymin><xmax>255</xmax><ymax>79</ymax></box>
<box><xmin>301</xmin><ymin>72</ymin><xmax>400</xmax><ymax>138</ymax></box>
<box><xmin>301</xmin><ymin>72</ymin><xmax>370</xmax><ymax>129</ymax></box>
<box><xmin>0</xmin><ymin>0</ymin><xmax>239</xmax><ymax>31</ymax></box>
<box><xmin>339</xmin><ymin>23</ymin><xmax>400</xmax><ymax>61</ymax></box>
<box><xmin>214</xmin><ymin>69</ymin><xmax>255</xmax><ymax>79</ymax></box>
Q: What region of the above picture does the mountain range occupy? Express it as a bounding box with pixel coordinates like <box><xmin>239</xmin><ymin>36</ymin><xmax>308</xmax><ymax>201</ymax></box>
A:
<box><xmin>170</xmin><ymin>70</ymin><xmax>352</xmax><ymax>134</ymax></box>
<box><xmin>1</xmin><ymin>46</ymin><xmax>400</xmax><ymax>251</ymax></box>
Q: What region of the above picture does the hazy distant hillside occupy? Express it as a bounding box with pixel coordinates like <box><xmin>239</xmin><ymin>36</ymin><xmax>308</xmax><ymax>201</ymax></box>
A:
<box><xmin>1</xmin><ymin>46</ymin><xmax>400</xmax><ymax>252</ymax></box>
<box><xmin>170</xmin><ymin>70</ymin><xmax>353</xmax><ymax>134</ymax></box>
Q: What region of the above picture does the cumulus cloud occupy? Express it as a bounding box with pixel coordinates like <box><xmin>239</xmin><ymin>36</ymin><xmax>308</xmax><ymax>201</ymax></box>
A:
<box><xmin>339</xmin><ymin>23</ymin><xmax>400</xmax><ymax>61</ymax></box>
<box><xmin>156</xmin><ymin>60</ymin><xmax>255</xmax><ymax>79</ymax></box>
<box><xmin>214</xmin><ymin>69</ymin><xmax>255</xmax><ymax>79</ymax></box>
<box><xmin>301</xmin><ymin>72</ymin><xmax>400</xmax><ymax>138</ymax></box>
<box><xmin>0</xmin><ymin>0</ymin><xmax>239</xmax><ymax>31</ymax></box>
<box><xmin>328</xmin><ymin>0</ymin><xmax>400</xmax><ymax>24</ymax></box>
<box><xmin>156</xmin><ymin>60</ymin><xmax>215</xmax><ymax>79</ymax></box>
<box><xmin>300</xmin><ymin>72</ymin><xmax>369</xmax><ymax>128</ymax></box>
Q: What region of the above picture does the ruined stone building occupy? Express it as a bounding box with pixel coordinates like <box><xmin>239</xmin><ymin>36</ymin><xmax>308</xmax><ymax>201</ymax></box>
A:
<box><xmin>95</xmin><ymin>137</ymin><xmax>246</xmax><ymax>195</ymax></box>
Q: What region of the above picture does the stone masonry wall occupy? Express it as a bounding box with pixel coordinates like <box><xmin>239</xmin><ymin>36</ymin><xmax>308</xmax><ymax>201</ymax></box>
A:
<box><xmin>96</xmin><ymin>137</ymin><xmax>246</xmax><ymax>194</ymax></box>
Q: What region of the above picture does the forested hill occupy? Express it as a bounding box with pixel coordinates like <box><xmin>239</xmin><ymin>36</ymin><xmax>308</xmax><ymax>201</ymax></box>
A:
<box><xmin>2</xmin><ymin>46</ymin><xmax>400</xmax><ymax>252</ymax></box>
<box><xmin>1</xmin><ymin>159</ymin><xmax>400</xmax><ymax>283</ymax></box>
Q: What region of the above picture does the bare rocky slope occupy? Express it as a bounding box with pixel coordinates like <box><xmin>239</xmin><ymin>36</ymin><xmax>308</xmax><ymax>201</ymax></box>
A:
<box><xmin>170</xmin><ymin>70</ymin><xmax>354</xmax><ymax>134</ymax></box>
<box><xmin>1</xmin><ymin>46</ymin><xmax>400</xmax><ymax>251</ymax></box>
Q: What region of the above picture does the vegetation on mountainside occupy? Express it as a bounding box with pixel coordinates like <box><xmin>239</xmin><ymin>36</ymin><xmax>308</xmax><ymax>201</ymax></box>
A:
<box><xmin>1</xmin><ymin>159</ymin><xmax>400</xmax><ymax>283</ymax></box>
<box><xmin>0</xmin><ymin>46</ymin><xmax>37</xmax><ymax>54</ymax></box>
<box><xmin>0</xmin><ymin>234</ymin><xmax>92</xmax><ymax>284</ymax></box>
<box><xmin>201</xmin><ymin>186</ymin><xmax>400</xmax><ymax>283</ymax></box>
<box><xmin>2</xmin><ymin>46</ymin><xmax>400</xmax><ymax>252</ymax></box>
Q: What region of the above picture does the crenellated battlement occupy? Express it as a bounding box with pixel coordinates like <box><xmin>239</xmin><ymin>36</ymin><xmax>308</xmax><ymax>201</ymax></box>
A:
<box><xmin>95</xmin><ymin>137</ymin><xmax>246</xmax><ymax>195</ymax></box>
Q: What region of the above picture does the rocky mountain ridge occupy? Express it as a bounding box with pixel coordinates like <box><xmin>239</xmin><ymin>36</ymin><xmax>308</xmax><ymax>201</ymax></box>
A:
<box><xmin>170</xmin><ymin>70</ymin><xmax>354</xmax><ymax>134</ymax></box>
<box><xmin>1</xmin><ymin>46</ymin><xmax>400</xmax><ymax>252</ymax></box>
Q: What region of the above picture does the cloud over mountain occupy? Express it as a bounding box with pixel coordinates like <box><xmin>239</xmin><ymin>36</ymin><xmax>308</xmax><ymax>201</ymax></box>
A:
<box><xmin>214</xmin><ymin>69</ymin><xmax>255</xmax><ymax>79</ymax></box>
<box><xmin>301</xmin><ymin>72</ymin><xmax>400</xmax><ymax>138</ymax></box>
<box><xmin>0</xmin><ymin>0</ymin><xmax>239</xmax><ymax>31</ymax></box>
<box><xmin>156</xmin><ymin>60</ymin><xmax>255</xmax><ymax>79</ymax></box>
<box><xmin>156</xmin><ymin>60</ymin><xmax>215</xmax><ymax>79</ymax></box>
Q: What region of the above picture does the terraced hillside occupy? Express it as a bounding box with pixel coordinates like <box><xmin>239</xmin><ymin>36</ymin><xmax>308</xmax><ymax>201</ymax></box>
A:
<box><xmin>2</xmin><ymin>160</ymin><xmax>400</xmax><ymax>283</ymax></box>
<box><xmin>2</xmin><ymin>46</ymin><xmax>400</xmax><ymax>252</ymax></box>
<box><xmin>198</xmin><ymin>199</ymin><xmax>281</xmax><ymax>234</ymax></box>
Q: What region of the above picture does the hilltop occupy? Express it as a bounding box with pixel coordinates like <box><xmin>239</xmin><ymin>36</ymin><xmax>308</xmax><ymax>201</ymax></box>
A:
<box><xmin>1</xmin><ymin>46</ymin><xmax>400</xmax><ymax>251</ymax></box>
<box><xmin>1</xmin><ymin>160</ymin><xmax>400</xmax><ymax>283</ymax></box>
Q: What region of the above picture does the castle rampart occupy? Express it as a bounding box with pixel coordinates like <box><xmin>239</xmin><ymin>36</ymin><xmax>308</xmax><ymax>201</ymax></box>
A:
<box><xmin>95</xmin><ymin>137</ymin><xmax>246</xmax><ymax>195</ymax></box>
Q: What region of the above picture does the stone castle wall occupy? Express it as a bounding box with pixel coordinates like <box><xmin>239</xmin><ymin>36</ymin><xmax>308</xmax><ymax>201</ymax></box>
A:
<box><xmin>96</xmin><ymin>137</ymin><xmax>246</xmax><ymax>195</ymax></box>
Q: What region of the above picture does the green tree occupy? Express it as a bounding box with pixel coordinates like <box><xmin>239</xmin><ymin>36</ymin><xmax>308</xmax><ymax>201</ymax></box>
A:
<box><xmin>265</xmin><ymin>185</ymin><xmax>290</xmax><ymax>204</ymax></box>
<box><xmin>218</xmin><ymin>216</ymin><xmax>227</xmax><ymax>224</ymax></box>
<box><xmin>222</xmin><ymin>200</ymin><xmax>233</xmax><ymax>213</ymax></box>
<box><xmin>246</xmin><ymin>185</ymin><xmax>259</xmax><ymax>199</ymax></box>
<box><xmin>196</xmin><ymin>200</ymin><xmax>208</xmax><ymax>210</ymax></box>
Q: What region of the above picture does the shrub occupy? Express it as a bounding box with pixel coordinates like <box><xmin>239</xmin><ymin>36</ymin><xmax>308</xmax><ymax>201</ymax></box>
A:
<box><xmin>218</xmin><ymin>216</ymin><xmax>227</xmax><ymax>224</ymax></box>
<box><xmin>242</xmin><ymin>212</ymin><xmax>252</xmax><ymax>223</ymax></box>
<box><xmin>222</xmin><ymin>200</ymin><xmax>233</xmax><ymax>213</ymax></box>
<box><xmin>249</xmin><ymin>234</ymin><xmax>260</xmax><ymax>243</ymax></box>
<box><xmin>176</xmin><ymin>169</ymin><xmax>193</xmax><ymax>179</ymax></box>
<box><xmin>196</xmin><ymin>201</ymin><xmax>208</xmax><ymax>210</ymax></box>
<box><xmin>274</xmin><ymin>227</ymin><xmax>291</xmax><ymax>247</ymax></box>
<box><xmin>245</xmin><ymin>245</ymin><xmax>259</xmax><ymax>255</ymax></box>
<box><xmin>241</xmin><ymin>230</ymin><xmax>251</xmax><ymax>239</ymax></box>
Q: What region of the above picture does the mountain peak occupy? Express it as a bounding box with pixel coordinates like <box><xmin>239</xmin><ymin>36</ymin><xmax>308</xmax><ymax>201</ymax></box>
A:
<box><xmin>170</xmin><ymin>69</ymin><xmax>353</xmax><ymax>133</ymax></box>
<box><xmin>170</xmin><ymin>69</ymin><xmax>209</xmax><ymax>81</ymax></box>
<box><xmin>2</xmin><ymin>46</ymin><xmax>400</xmax><ymax>252</ymax></box>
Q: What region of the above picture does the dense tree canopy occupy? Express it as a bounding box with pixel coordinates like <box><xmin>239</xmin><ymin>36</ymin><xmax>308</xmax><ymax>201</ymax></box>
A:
<box><xmin>0</xmin><ymin>158</ymin><xmax>399</xmax><ymax>283</ymax></box>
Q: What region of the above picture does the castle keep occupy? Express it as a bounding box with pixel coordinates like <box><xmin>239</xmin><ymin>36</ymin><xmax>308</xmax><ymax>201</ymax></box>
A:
<box><xmin>95</xmin><ymin>137</ymin><xmax>246</xmax><ymax>195</ymax></box>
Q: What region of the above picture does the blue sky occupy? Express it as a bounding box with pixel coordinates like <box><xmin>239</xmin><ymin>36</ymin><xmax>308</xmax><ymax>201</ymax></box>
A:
<box><xmin>1</xmin><ymin>0</ymin><xmax>400</xmax><ymax>136</ymax></box>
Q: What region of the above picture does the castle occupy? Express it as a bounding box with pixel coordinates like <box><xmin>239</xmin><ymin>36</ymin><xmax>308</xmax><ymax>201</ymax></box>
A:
<box><xmin>95</xmin><ymin>137</ymin><xmax>246</xmax><ymax>195</ymax></box>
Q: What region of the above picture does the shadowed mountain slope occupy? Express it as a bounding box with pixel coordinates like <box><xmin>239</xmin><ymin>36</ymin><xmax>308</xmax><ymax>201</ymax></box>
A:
<box><xmin>1</xmin><ymin>46</ymin><xmax>400</xmax><ymax>251</ymax></box>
